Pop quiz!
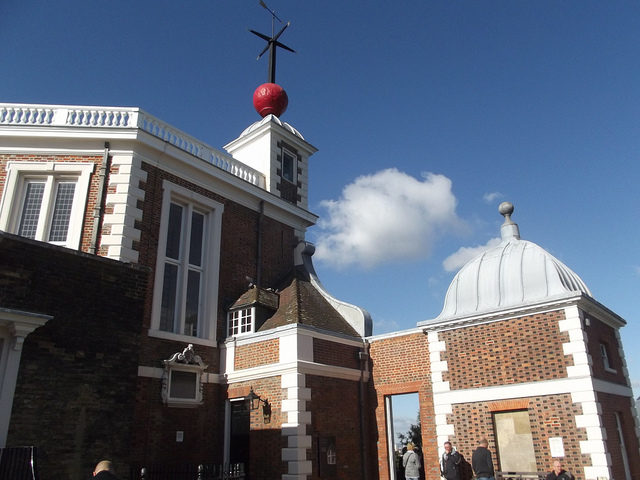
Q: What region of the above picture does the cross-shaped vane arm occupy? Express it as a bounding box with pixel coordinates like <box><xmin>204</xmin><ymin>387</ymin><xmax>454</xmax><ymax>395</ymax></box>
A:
<box><xmin>250</xmin><ymin>21</ymin><xmax>295</xmax><ymax>83</ymax></box>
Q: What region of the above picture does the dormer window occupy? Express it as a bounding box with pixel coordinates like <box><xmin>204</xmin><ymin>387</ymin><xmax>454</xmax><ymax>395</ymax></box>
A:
<box><xmin>226</xmin><ymin>286</ymin><xmax>279</xmax><ymax>338</ymax></box>
<box><xmin>162</xmin><ymin>344</ymin><xmax>208</xmax><ymax>408</ymax></box>
<box><xmin>227</xmin><ymin>307</ymin><xmax>255</xmax><ymax>337</ymax></box>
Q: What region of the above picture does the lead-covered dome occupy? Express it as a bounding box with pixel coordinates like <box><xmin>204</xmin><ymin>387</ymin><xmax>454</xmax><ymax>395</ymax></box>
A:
<box><xmin>436</xmin><ymin>202</ymin><xmax>591</xmax><ymax>320</ymax></box>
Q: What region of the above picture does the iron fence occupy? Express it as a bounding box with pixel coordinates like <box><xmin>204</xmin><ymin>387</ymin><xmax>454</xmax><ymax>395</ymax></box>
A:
<box><xmin>0</xmin><ymin>446</ymin><xmax>38</xmax><ymax>480</ymax></box>
<box><xmin>496</xmin><ymin>472</ymin><xmax>547</xmax><ymax>480</ymax></box>
<box><xmin>132</xmin><ymin>463</ymin><xmax>245</xmax><ymax>480</ymax></box>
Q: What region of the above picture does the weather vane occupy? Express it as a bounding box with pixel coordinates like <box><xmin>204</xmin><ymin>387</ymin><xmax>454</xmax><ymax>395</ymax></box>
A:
<box><xmin>250</xmin><ymin>1</ymin><xmax>295</xmax><ymax>84</ymax></box>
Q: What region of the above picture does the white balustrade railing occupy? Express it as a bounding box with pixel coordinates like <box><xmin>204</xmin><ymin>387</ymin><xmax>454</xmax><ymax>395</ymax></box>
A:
<box><xmin>0</xmin><ymin>103</ymin><xmax>265</xmax><ymax>188</ymax></box>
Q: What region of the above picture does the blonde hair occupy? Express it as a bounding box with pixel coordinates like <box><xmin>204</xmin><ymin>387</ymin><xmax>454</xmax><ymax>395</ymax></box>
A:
<box><xmin>407</xmin><ymin>443</ymin><xmax>414</xmax><ymax>450</ymax></box>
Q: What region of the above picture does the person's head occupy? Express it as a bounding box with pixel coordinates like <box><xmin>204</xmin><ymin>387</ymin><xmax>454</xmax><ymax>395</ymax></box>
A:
<box><xmin>94</xmin><ymin>460</ymin><xmax>114</xmax><ymax>476</ymax></box>
<box><xmin>407</xmin><ymin>443</ymin><xmax>414</xmax><ymax>451</ymax></box>
<box><xmin>444</xmin><ymin>441</ymin><xmax>452</xmax><ymax>453</ymax></box>
<box><xmin>553</xmin><ymin>460</ymin><xmax>563</xmax><ymax>475</ymax></box>
<box><xmin>479</xmin><ymin>438</ymin><xmax>489</xmax><ymax>447</ymax></box>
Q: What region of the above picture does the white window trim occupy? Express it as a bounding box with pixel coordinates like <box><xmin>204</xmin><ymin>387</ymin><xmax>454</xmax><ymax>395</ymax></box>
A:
<box><xmin>227</xmin><ymin>306</ymin><xmax>256</xmax><ymax>338</ymax></box>
<box><xmin>149</xmin><ymin>180</ymin><xmax>223</xmax><ymax>345</ymax></box>
<box><xmin>161</xmin><ymin>344</ymin><xmax>208</xmax><ymax>408</ymax></box>
<box><xmin>600</xmin><ymin>343</ymin><xmax>617</xmax><ymax>373</ymax></box>
<box><xmin>0</xmin><ymin>162</ymin><xmax>94</xmax><ymax>249</ymax></box>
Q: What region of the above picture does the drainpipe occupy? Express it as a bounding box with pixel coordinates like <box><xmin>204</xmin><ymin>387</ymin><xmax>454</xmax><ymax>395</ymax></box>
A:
<box><xmin>256</xmin><ymin>201</ymin><xmax>264</xmax><ymax>286</ymax></box>
<box><xmin>89</xmin><ymin>142</ymin><xmax>111</xmax><ymax>254</ymax></box>
<box><xmin>358</xmin><ymin>340</ymin><xmax>370</xmax><ymax>480</ymax></box>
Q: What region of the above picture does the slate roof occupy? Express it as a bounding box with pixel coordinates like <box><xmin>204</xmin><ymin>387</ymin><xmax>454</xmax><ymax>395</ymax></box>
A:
<box><xmin>257</xmin><ymin>266</ymin><xmax>360</xmax><ymax>337</ymax></box>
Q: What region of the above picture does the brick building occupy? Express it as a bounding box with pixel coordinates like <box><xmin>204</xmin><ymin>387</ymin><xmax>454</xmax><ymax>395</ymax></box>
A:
<box><xmin>0</xmin><ymin>101</ymin><xmax>638</xmax><ymax>480</ymax></box>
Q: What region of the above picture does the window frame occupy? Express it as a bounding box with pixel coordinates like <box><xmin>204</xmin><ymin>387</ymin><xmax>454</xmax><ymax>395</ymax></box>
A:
<box><xmin>600</xmin><ymin>342</ymin><xmax>617</xmax><ymax>373</ymax></box>
<box><xmin>149</xmin><ymin>181</ymin><xmax>223</xmax><ymax>346</ymax></box>
<box><xmin>0</xmin><ymin>162</ymin><xmax>94</xmax><ymax>249</ymax></box>
<box><xmin>281</xmin><ymin>146</ymin><xmax>297</xmax><ymax>184</ymax></box>
<box><xmin>161</xmin><ymin>344</ymin><xmax>208</xmax><ymax>408</ymax></box>
<box><xmin>227</xmin><ymin>307</ymin><xmax>255</xmax><ymax>338</ymax></box>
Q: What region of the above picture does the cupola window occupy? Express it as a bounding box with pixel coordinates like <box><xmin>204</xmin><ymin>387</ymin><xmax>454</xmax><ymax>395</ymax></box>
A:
<box><xmin>281</xmin><ymin>147</ymin><xmax>296</xmax><ymax>183</ymax></box>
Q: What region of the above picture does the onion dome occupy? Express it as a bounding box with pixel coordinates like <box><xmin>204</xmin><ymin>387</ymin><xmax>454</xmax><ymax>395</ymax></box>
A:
<box><xmin>436</xmin><ymin>202</ymin><xmax>591</xmax><ymax>320</ymax></box>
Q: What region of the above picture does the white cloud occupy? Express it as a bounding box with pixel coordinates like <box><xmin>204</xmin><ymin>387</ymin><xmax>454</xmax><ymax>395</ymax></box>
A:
<box><xmin>314</xmin><ymin>169</ymin><xmax>463</xmax><ymax>269</ymax></box>
<box><xmin>483</xmin><ymin>192</ymin><xmax>503</xmax><ymax>204</ymax></box>
<box><xmin>442</xmin><ymin>237</ymin><xmax>502</xmax><ymax>272</ymax></box>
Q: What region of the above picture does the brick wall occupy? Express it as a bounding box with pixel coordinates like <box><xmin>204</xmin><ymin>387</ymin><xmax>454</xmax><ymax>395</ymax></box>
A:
<box><xmin>129</xmin><ymin>377</ymin><xmax>224</xmax><ymax>468</ymax></box>
<box><xmin>584</xmin><ymin>315</ymin><xmax>628</xmax><ymax>385</ymax></box>
<box><xmin>137</xmin><ymin>162</ymin><xmax>297</xmax><ymax>345</ymax></box>
<box><xmin>306</xmin><ymin>375</ymin><xmax>364</xmax><ymax>480</ymax></box>
<box><xmin>235</xmin><ymin>339</ymin><xmax>279</xmax><ymax>370</ymax></box>
<box><xmin>313</xmin><ymin>338</ymin><xmax>360</xmax><ymax>370</ymax></box>
<box><xmin>369</xmin><ymin>333</ymin><xmax>436</xmax><ymax>480</ymax></box>
<box><xmin>0</xmin><ymin>232</ymin><xmax>147</xmax><ymax>480</ymax></box>
<box><xmin>227</xmin><ymin>376</ymin><xmax>285</xmax><ymax>480</ymax></box>
<box><xmin>440</xmin><ymin>310</ymin><xmax>570</xmax><ymax>389</ymax></box>
<box><xmin>450</xmin><ymin>394</ymin><xmax>587</xmax><ymax>479</ymax></box>
<box><xmin>596</xmin><ymin>392</ymin><xmax>640</xmax><ymax>480</ymax></box>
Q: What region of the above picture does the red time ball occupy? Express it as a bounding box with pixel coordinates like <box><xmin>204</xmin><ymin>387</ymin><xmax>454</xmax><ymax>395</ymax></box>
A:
<box><xmin>253</xmin><ymin>83</ymin><xmax>288</xmax><ymax>118</ymax></box>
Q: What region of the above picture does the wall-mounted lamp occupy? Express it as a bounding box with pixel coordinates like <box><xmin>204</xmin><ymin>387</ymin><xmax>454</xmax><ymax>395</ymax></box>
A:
<box><xmin>247</xmin><ymin>386</ymin><xmax>272</xmax><ymax>423</ymax></box>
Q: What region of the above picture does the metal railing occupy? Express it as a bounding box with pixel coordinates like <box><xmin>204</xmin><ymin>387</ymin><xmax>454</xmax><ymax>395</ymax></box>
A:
<box><xmin>0</xmin><ymin>446</ymin><xmax>38</xmax><ymax>480</ymax></box>
<box><xmin>133</xmin><ymin>463</ymin><xmax>245</xmax><ymax>480</ymax></box>
<box><xmin>496</xmin><ymin>472</ymin><xmax>547</xmax><ymax>480</ymax></box>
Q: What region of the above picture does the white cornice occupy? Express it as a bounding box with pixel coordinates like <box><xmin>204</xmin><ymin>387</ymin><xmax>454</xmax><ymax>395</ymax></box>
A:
<box><xmin>222</xmin><ymin>323</ymin><xmax>364</xmax><ymax>348</ymax></box>
<box><xmin>225</xmin><ymin>359</ymin><xmax>366</xmax><ymax>384</ymax></box>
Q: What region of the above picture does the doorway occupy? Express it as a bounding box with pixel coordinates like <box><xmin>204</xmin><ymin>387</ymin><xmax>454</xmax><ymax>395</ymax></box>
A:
<box><xmin>228</xmin><ymin>399</ymin><xmax>250</xmax><ymax>467</ymax></box>
<box><xmin>386</xmin><ymin>393</ymin><xmax>421</xmax><ymax>480</ymax></box>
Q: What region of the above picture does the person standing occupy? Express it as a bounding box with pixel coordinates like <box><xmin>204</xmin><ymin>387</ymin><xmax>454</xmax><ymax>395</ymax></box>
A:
<box><xmin>471</xmin><ymin>438</ymin><xmax>495</xmax><ymax>480</ymax></box>
<box><xmin>546</xmin><ymin>460</ymin><xmax>573</xmax><ymax>480</ymax></box>
<box><xmin>440</xmin><ymin>441</ymin><xmax>462</xmax><ymax>480</ymax></box>
<box><xmin>402</xmin><ymin>443</ymin><xmax>421</xmax><ymax>480</ymax></box>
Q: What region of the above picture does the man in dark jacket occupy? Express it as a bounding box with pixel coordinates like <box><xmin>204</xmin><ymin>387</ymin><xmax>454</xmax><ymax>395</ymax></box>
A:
<box><xmin>93</xmin><ymin>460</ymin><xmax>120</xmax><ymax>480</ymax></box>
<box><xmin>471</xmin><ymin>438</ymin><xmax>495</xmax><ymax>480</ymax></box>
<box><xmin>440</xmin><ymin>441</ymin><xmax>462</xmax><ymax>480</ymax></box>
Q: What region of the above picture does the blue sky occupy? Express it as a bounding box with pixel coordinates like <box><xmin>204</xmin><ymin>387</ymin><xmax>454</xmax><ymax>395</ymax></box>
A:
<box><xmin>2</xmin><ymin>0</ymin><xmax>639</xmax><ymax>416</ymax></box>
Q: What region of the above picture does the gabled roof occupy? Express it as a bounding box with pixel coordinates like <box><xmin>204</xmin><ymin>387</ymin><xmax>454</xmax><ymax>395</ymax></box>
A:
<box><xmin>258</xmin><ymin>266</ymin><xmax>360</xmax><ymax>337</ymax></box>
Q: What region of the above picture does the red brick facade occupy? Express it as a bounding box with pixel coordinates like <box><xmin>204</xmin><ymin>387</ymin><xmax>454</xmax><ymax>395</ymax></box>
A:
<box><xmin>3</xmin><ymin>114</ymin><xmax>639</xmax><ymax>480</ymax></box>
<box><xmin>440</xmin><ymin>310</ymin><xmax>571</xmax><ymax>389</ymax></box>
<box><xmin>369</xmin><ymin>333</ymin><xmax>438</xmax><ymax>480</ymax></box>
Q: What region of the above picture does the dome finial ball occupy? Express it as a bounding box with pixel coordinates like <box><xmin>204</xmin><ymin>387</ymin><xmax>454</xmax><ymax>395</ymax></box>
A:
<box><xmin>499</xmin><ymin>201</ymin><xmax>514</xmax><ymax>218</ymax></box>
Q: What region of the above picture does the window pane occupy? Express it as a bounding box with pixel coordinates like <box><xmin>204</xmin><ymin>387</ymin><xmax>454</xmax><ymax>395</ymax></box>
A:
<box><xmin>166</xmin><ymin>203</ymin><xmax>183</xmax><ymax>259</ymax></box>
<box><xmin>169</xmin><ymin>370</ymin><xmax>197</xmax><ymax>399</ymax></box>
<box><xmin>160</xmin><ymin>263</ymin><xmax>178</xmax><ymax>332</ymax></box>
<box><xmin>282</xmin><ymin>151</ymin><xmax>295</xmax><ymax>182</ymax></box>
<box><xmin>184</xmin><ymin>270</ymin><xmax>200</xmax><ymax>336</ymax></box>
<box><xmin>18</xmin><ymin>182</ymin><xmax>45</xmax><ymax>239</ymax></box>
<box><xmin>189</xmin><ymin>211</ymin><xmax>204</xmax><ymax>266</ymax></box>
<box><xmin>48</xmin><ymin>182</ymin><xmax>76</xmax><ymax>242</ymax></box>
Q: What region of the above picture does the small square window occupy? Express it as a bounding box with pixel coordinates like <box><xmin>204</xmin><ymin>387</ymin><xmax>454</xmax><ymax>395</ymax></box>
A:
<box><xmin>227</xmin><ymin>307</ymin><xmax>255</xmax><ymax>337</ymax></box>
<box><xmin>169</xmin><ymin>370</ymin><xmax>198</xmax><ymax>399</ymax></box>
